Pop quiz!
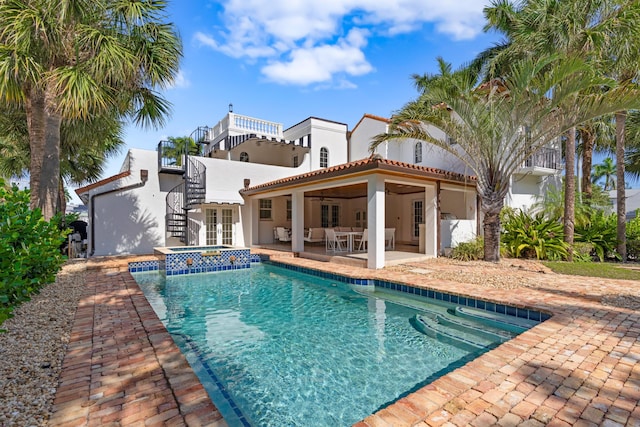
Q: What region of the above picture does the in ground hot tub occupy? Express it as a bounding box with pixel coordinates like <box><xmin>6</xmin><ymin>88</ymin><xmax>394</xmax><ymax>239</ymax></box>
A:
<box><xmin>154</xmin><ymin>245</ymin><xmax>254</xmax><ymax>275</ymax></box>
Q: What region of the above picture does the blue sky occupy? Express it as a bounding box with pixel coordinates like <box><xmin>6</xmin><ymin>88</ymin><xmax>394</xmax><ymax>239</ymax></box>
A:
<box><xmin>76</xmin><ymin>0</ymin><xmax>503</xmax><ymax>201</ymax></box>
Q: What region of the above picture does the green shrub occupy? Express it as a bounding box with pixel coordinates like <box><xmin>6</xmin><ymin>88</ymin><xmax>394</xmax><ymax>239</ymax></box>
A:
<box><xmin>572</xmin><ymin>242</ymin><xmax>595</xmax><ymax>263</ymax></box>
<box><xmin>574</xmin><ymin>210</ymin><xmax>618</xmax><ymax>262</ymax></box>
<box><xmin>0</xmin><ymin>180</ymin><xmax>67</xmax><ymax>326</ymax></box>
<box><xmin>450</xmin><ymin>237</ymin><xmax>484</xmax><ymax>261</ymax></box>
<box><xmin>627</xmin><ymin>212</ymin><xmax>640</xmax><ymax>261</ymax></box>
<box><xmin>501</xmin><ymin>210</ymin><xmax>569</xmax><ymax>260</ymax></box>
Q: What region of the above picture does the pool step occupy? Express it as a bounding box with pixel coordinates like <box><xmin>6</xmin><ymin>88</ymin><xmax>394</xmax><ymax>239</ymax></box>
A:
<box><xmin>436</xmin><ymin>312</ymin><xmax>514</xmax><ymax>342</ymax></box>
<box><xmin>453</xmin><ymin>306</ymin><xmax>538</xmax><ymax>333</ymax></box>
<box><xmin>410</xmin><ymin>314</ymin><xmax>500</xmax><ymax>351</ymax></box>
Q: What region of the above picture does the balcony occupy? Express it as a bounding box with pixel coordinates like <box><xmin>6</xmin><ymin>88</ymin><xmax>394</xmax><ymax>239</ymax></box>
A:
<box><xmin>207</xmin><ymin>113</ymin><xmax>284</xmax><ymax>150</ymax></box>
<box><xmin>518</xmin><ymin>148</ymin><xmax>562</xmax><ymax>175</ymax></box>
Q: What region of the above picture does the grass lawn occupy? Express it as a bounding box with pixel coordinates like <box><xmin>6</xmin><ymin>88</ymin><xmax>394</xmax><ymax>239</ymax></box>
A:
<box><xmin>543</xmin><ymin>261</ymin><xmax>640</xmax><ymax>280</ymax></box>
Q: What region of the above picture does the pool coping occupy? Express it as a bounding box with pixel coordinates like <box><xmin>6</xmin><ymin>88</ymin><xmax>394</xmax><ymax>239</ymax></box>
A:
<box><xmin>51</xmin><ymin>253</ymin><xmax>640</xmax><ymax>427</ymax></box>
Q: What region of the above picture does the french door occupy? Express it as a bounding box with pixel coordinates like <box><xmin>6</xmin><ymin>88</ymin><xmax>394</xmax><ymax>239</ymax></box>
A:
<box><xmin>206</xmin><ymin>207</ymin><xmax>234</xmax><ymax>245</ymax></box>
<box><xmin>321</xmin><ymin>204</ymin><xmax>341</xmax><ymax>228</ymax></box>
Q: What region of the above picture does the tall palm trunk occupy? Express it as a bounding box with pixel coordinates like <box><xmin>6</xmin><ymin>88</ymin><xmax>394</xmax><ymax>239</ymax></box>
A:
<box><xmin>480</xmin><ymin>188</ymin><xmax>504</xmax><ymax>262</ymax></box>
<box><xmin>615</xmin><ymin>111</ymin><xmax>627</xmax><ymax>261</ymax></box>
<box><xmin>40</xmin><ymin>85</ymin><xmax>62</xmax><ymax>220</ymax></box>
<box><xmin>580</xmin><ymin>128</ymin><xmax>595</xmax><ymax>203</ymax></box>
<box><xmin>564</xmin><ymin>128</ymin><xmax>576</xmax><ymax>262</ymax></box>
<box><xmin>26</xmin><ymin>90</ymin><xmax>47</xmax><ymax>214</ymax></box>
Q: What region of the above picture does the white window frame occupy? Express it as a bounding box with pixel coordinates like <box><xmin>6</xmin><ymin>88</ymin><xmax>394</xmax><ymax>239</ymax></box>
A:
<box><xmin>320</xmin><ymin>147</ymin><xmax>329</xmax><ymax>168</ymax></box>
<box><xmin>414</xmin><ymin>142</ymin><xmax>422</xmax><ymax>163</ymax></box>
<box><xmin>259</xmin><ymin>199</ymin><xmax>272</xmax><ymax>220</ymax></box>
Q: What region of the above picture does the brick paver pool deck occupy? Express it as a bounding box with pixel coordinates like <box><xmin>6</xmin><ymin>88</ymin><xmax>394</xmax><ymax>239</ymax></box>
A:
<box><xmin>50</xmin><ymin>253</ymin><xmax>640</xmax><ymax>426</ymax></box>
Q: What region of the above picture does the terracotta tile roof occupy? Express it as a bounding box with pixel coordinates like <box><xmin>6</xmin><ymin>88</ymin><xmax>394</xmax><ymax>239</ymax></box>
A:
<box><xmin>351</xmin><ymin>113</ymin><xmax>391</xmax><ymax>134</ymax></box>
<box><xmin>74</xmin><ymin>171</ymin><xmax>131</xmax><ymax>196</ymax></box>
<box><xmin>241</xmin><ymin>156</ymin><xmax>476</xmax><ymax>195</ymax></box>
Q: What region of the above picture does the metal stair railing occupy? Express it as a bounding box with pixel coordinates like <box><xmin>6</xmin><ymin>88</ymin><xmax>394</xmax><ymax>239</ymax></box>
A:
<box><xmin>166</xmin><ymin>182</ymin><xmax>186</xmax><ymax>240</ymax></box>
<box><xmin>165</xmin><ymin>156</ymin><xmax>207</xmax><ymax>243</ymax></box>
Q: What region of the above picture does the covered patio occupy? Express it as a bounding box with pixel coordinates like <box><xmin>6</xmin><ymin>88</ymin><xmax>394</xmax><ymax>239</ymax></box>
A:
<box><xmin>241</xmin><ymin>156</ymin><xmax>478</xmax><ymax>269</ymax></box>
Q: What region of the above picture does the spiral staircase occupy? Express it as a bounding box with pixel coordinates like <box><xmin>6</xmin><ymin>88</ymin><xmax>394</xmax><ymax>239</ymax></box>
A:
<box><xmin>165</xmin><ymin>157</ymin><xmax>207</xmax><ymax>243</ymax></box>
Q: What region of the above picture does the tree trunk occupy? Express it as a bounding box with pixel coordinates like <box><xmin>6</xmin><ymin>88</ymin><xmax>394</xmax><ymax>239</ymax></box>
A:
<box><xmin>564</xmin><ymin>128</ymin><xmax>576</xmax><ymax>262</ymax></box>
<box><xmin>26</xmin><ymin>89</ymin><xmax>47</xmax><ymax>213</ymax></box>
<box><xmin>481</xmin><ymin>193</ymin><xmax>503</xmax><ymax>262</ymax></box>
<box><xmin>580</xmin><ymin>128</ymin><xmax>594</xmax><ymax>204</ymax></box>
<box><xmin>38</xmin><ymin>86</ymin><xmax>62</xmax><ymax>220</ymax></box>
<box><xmin>58</xmin><ymin>179</ymin><xmax>67</xmax><ymax>218</ymax></box>
<box><xmin>615</xmin><ymin>111</ymin><xmax>626</xmax><ymax>261</ymax></box>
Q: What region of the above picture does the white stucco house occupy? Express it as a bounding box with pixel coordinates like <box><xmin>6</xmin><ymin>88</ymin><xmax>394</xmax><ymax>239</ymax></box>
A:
<box><xmin>76</xmin><ymin>111</ymin><xmax>562</xmax><ymax>269</ymax></box>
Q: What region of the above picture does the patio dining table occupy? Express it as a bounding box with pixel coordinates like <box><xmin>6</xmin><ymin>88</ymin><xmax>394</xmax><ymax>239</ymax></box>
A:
<box><xmin>335</xmin><ymin>231</ymin><xmax>363</xmax><ymax>252</ymax></box>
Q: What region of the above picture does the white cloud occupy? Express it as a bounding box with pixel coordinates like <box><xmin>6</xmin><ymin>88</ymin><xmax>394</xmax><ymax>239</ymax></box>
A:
<box><xmin>167</xmin><ymin>70</ymin><xmax>190</xmax><ymax>89</ymax></box>
<box><xmin>262</xmin><ymin>28</ymin><xmax>372</xmax><ymax>86</ymax></box>
<box><xmin>197</xmin><ymin>0</ymin><xmax>490</xmax><ymax>85</ymax></box>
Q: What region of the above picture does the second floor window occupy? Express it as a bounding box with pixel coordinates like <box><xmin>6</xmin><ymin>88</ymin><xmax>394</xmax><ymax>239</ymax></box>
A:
<box><xmin>414</xmin><ymin>142</ymin><xmax>423</xmax><ymax>163</ymax></box>
<box><xmin>240</xmin><ymin>152</ymin><xmax>249</xmax><ymax>162</ymax></box>
<box><xmin>320</xmin><ymin>147</ymin><xmax>328</xmax><ymax>168</ymax></box>
<box><xmin>293</xmin><ymin>155</ymin><xmax>299</xmax><ymax>167</ymax></box>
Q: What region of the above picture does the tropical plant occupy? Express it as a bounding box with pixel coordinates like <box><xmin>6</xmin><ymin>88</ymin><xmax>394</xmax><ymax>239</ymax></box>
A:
<box><xmin>0</xmin><ymin>105</ymin><xmax>125</xmax><ymax>213</ymax></box>
<box><xmin>372</xmin><ymin>54</ymin><xmax>639</xmax><ymax>262</ymax></box>
<box><xmin>0</xmin><ymin>179</ymin><xmax>66</xmax><ymax>326</ymax></box>
<box><xmin>625</xmin><ymin>110</ymin><xmax>640</xmax><ymax>179</ymax></box>
<box><xmin>592</xmin><ymin>157</ymin><xmax>617</xmax><ymax>190</ymax></box>
<box><xmin>531</xmin><ymin>186</ymin><xmax>611</xmax><ymax>229</ymax></box>
<box><xmin>501</xmin><ymin>210</ymin><xmax>569</xmax><ymax>260</ymax></box>
<box><xmin>626</xmin><ymin>212</ymin><xmax>640</xmax><ymax>260</ymax></box>
<box><xmin>450</xmin><ymin>237</ymin><xmax>484</xmax><ymax>261</ymax></box>
<box><xmin>575</xmin><ymin>211</ymin><xmax>619</xmax><ymax>261</ymax></box>
<box><xmin>0</xmin><ymin>0</ymin><xmax>182</xmax><ymax>220</ymax></box>
<box><xmin>162</xmin><ymin>136</ymin><xmax>200</xmax><ymax>167</ymax></box>
<box><xmin>480</xmin><ymin>0</ymin><xmax>640</xmax><ymax>260</ymax></box>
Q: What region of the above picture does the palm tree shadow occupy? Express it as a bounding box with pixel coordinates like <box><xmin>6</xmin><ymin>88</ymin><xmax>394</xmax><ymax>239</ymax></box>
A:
<box><xmin>92</xmin><ymin>191</ymin><xmax>163</xmax><ymax>255</ymax></box>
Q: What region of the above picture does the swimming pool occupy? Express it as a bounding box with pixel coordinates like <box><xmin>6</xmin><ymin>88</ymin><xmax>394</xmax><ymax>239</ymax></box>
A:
<box><xmin>133</xmin><ymin>263</ymin><xmax>533</xmax><ymax>426</ymax></box>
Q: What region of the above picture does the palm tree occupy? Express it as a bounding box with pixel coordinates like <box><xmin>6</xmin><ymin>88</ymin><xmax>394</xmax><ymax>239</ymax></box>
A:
<box><xmin>372</xmin><ymin>55</ymin><xmax>639</xmax><ymax>261</ymax></box>
<box><xmin>479</xmin><ymin>0</ymin><xmax>640</xmax><ymax>259</ymax></box>
<box><xmin>0</xmin><ymin>0</ymin><xmax>182</xmax><ymax>220</ymax></box>
<box><xmin>625</xmin><ymin>110</ymin><xmax>640</xmax><ymax>179</ymax></box>
<box><xmin>592</xmin><ymin>157</ymin><xmax>617</xmax><ymax>190</ymax></box>
<box><xmin>162</xmin><ymin>136</ymin><xmax>200</xmax><ymax>167</ymax></box>
<box><xmin>0</xmin><ymin>105</ymin><xmax>125</xmax><ymax>213</ymax></box>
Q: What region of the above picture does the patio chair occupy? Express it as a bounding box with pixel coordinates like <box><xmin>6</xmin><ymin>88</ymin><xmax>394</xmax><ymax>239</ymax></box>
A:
<box><xmin>355</xmin><ymin>228</ymin><xmax>368</xmax><ymax>251</ymax></box>
<box><xmin>276</xmin><ymin>227</ymin><xmax>292</xmax><ymax>242</ymax></box>
<box><xmin>304</xmin><ymin>228</ymin><xmax>325</xmax><ymax>244</ymax></box>
<box><xmin>325</xmin><ymin>228</ymin><xmax>347</xmax><ymax>252</ymax></box>
<box><xmin>385</xmin><ymin>228</ymin><xmax>395</xmax><ymax>250</ymax></box>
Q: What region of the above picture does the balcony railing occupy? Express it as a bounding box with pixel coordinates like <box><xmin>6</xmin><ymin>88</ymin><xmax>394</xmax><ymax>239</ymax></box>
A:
<box><xmin>522</xmin><ymin>148</ymin><xmax>562</xmax><ymax>170</ymax></box>
<box><xmin>209</xmin><ymin>113</ymin><xmax>283</xmax><ymax>141</ymax></box>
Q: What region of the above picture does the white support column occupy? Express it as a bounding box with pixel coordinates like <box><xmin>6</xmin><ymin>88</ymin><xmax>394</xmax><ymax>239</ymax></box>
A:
<box><xmin>424</xmin><ymin>185</ymin><xmax>438</xmax><ymax>257</ymax></box>
<box><xmin>367</xmin><ymin>175</ymin><xmax>386</xmax><ymax>269</ymax></box>
<box><xmin>251</xmin><ymin>198</ymin><xmax>259</xmax><ymax>245</ymax></box>
<box><xmin>291</xmin><ymin>191</ymin><xmax>304</xmax><ymax>253</ymax></box>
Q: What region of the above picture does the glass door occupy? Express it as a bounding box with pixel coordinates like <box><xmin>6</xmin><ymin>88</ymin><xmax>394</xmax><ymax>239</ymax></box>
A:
<box><xmin>206</xmin><ymin>209</ymin><xmax>217</xmax><ymax>245</ymax></box>
<box><xmin>413</xmin><ymin>200</ymin><xmax>424</xmax><ymax>240</ymax></box>
<box><xmin>206</xmin><ymin>207</ymin><xmax>235</xmax><ymax>245</ymax></box>
<box><xmin>221</xmin><ymin>208</ymin><xmax>233</xmax><ymax>245</ymax></box>
<box><xmin>321</xmin><ymin>204</ymin><xmax>341</xmax><ymax>228</ymax></box>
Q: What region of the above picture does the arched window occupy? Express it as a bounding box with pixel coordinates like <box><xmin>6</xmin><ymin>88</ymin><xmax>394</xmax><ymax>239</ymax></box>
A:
<box><xmin>320</xmin><ymin>147</ymin><xmax>329</xmax><ymax>168</ymax></box>
<box><xmin>239</xmin><ymin>152</ymin><xmax>249</xmax><ymax>162</ymax></box>
<box><xmin>414</xmin><ymin>142</ymin><xmax>422</xmax><ymax>163</ymax></box>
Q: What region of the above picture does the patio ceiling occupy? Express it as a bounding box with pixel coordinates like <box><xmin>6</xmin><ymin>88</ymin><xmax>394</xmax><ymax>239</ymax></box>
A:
<box><xmin>305</xmin><ymin>182</ymin><xmax>424</xmax><ymax>200</ymax></box>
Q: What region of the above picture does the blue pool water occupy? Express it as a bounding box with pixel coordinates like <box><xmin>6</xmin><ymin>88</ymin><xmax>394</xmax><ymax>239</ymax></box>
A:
<box><xmin>133</xmin><ymin>264</ymin><xmax>521</xmax><ymax>427</ymax></box>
